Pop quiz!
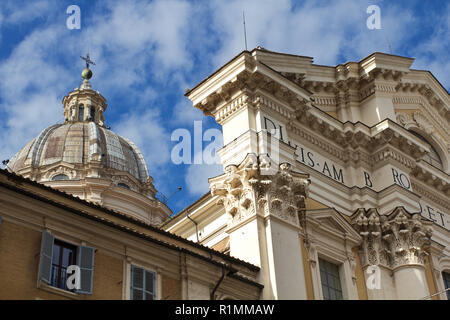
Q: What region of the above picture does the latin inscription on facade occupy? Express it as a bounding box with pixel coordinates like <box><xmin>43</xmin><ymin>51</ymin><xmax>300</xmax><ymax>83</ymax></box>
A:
<box><xmin>262</xmin><ymin>115</ymin><xmax>448</xmax><ymax>230</ymax></box>
<box><xmin>296</xmin><ymin>146</ymin><xmax>345</xmax><ymax>184</ymax></box>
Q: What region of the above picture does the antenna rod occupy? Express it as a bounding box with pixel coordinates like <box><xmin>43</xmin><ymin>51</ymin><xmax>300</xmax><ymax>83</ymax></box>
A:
<box><xmin>243</xmin><ymin>11</ymin><xmax>248</xmax><ymax>51</ymax></box>
<box><xmin>382</xmin><ymin>28</ymin><xmax>392</xmax><ymax>54</ymax></box>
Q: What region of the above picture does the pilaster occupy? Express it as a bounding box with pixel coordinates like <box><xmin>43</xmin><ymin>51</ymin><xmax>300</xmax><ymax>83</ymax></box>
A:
<box><xmin>210</xmin><ymin>154</ymin><xmax>310</xmax><ymax>299</ymax></box>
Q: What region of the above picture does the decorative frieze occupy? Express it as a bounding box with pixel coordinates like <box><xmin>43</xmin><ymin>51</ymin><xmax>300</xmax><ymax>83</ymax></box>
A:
<box><xmin>288</xmin><ymin>124</ymin><xmax>346</xmax><ymax>162</ymax></box>
<box><xmin>210</xmin><ymin>154</ymin><xmax>309</xmax><ymax>229</ymax></box>
<box><xmin>352</xmin><ymin>207</ymin><xmax>433</xmax><ymax>269</ymax></box>
<box><xmin>214</xmin><ymin>93</ymin><xmax>250</xmax><ymax>123</ymax></box>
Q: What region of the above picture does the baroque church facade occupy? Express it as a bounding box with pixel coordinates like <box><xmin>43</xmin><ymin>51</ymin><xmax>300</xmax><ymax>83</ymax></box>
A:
<box><xmin>0</xmin><ymin>47</ymin><xmax>449</xmax><ymax>300</ymax></box>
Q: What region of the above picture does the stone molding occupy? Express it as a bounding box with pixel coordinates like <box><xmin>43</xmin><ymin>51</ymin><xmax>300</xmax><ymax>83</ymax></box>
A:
<box><xmin>411</xmin><ymin>181</ymin><xmax>450</xmax><ymax>211</ymax></box>
<box><xmin>394</xmin><ymin>95</ymin><xmax>450</xmax><ymax>137</ymax></box>
<box><xmin>396</xmin><ymin>110</ymin><xmax>450</xmax><ymax>158</ymax></box>
<box><xmin>42</xmin><ymin>165</ymin><xmax>78</xmax><ymax>181</ymax></box>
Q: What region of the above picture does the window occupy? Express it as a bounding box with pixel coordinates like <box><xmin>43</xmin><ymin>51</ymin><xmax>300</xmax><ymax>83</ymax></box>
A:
<box><xmin>410</xmin><ymin>131</ymin><xmax>443</xmax><ymax>170</ymax></box>
<box><xmin>90</xmin><ymin>107</ymin><xmax>95</xmax><ymax>121</ymax></box>
<box><xmin>130</xmin><ymin>265</ymin><xmax>156</xmax><ymax>300</ymax></box>
<box><xmin>319</xmin><ymin>258</ymin><xmax>343</xmax><ymax>300</ymax></box>
<box><xmin>52</xmin><ymin>174</ymin><xmax>69</xmax><ymax>181</ymax></box>
<box><xmin>118</xmin><ymin>183</ymin><xmax>130</xmax><ymax>190</ymax></box>
<box><xmin>78</xmin><ymin>105</ymin><xmax>84</xmax><ymax>121</ymax></box>
<box><xmin>443</xmin><ymin>271</ymin><xmax>450</xmax><ymax>300</ymax></box>
<box><xmin>51</xmin><ymin>240</ymin><xmax>77</xmax><ymax>290</ymax></box>
<box><xmin>38</xmin><ymin>231</ymin><xmax>95</xmax><ymax>294</ymax></box>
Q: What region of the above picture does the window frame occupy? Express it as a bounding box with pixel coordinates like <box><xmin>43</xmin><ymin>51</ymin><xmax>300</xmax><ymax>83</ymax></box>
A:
<box><xmin>78</xmin><ymin>104</ymin><xmax>84</xmax><ymax>122</ymax></box>
<box><xmin>89</xmin><ymin>107</ymin><xmax>95</xmax><ymax>121</ymax></box>
<box><xmin>38</xmin><ymin>231</ymin><xmax>95</xmax><ymax>296</ymax></box>
<box><xmin>304</xmin><ymin>209</ymin><xmax>361</xmax><ymax>300</ymax></box>
<box><xmin>442</xmin><ymin>271</ymin><xmax>450</xmax><ymax>300</ymax></box>
<box><xmin>318</xmin><ymin>257</ymin><xmax>344</xmax><ymax>300</ymax></box>
<box><xmin>51</xmin><ymin>239</ymin><xmax>78</xmax><ymax>291</ymax></box>
<box><xmin>117</xmin><ymin>183</ymin><xmax>131</xmax><ymax>190</ymax></box>
<box><xmin>409</xmin><ymin>130</ymin><xmax>444</xmax><ymax>171</ymax></box>
<box><xmin>124</xmin><ymin>261</ymin><xmax>160</xmax><ymax>300</ymax></box>
<box><xmin>130</xmin><ymin>265</ymin><xmax>156</xmax><ymax>300</ymax></box>
<box><xmin>51</xmin><ymin>174</ymin><xmax>70</xmax><ymax>181</ymax></box>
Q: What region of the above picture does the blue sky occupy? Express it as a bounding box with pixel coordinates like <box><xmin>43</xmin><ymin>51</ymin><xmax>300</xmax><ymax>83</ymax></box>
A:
<box><xmin>0</xmin><ymin>0</ymin><xmax>448</xmax><ymax>214</ymax></box>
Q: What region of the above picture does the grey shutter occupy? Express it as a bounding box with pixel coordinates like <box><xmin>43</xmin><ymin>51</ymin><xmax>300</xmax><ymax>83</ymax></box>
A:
<box><xmin>76</xmin><ymin>245</ymin><xmax>95</xmax><ymax>294</ymax></box>
<box><xmin>130</xmin><ymin>265</ymin><xmax>144</xmax><ymax>300</ymax></box>
<box><xmin>38</xmin><ymin>230</ymin><xmax>54</xmax><ymax>284</ymax></box>
<box><xmin>144</xmin><ymin>270</ymin><xmax>155</xmax><ymax>300</ymax></box>
<box><xmin>130</xmin><ymin>265</ymin><xmax>155</xmax><ymax>300</ymax></box>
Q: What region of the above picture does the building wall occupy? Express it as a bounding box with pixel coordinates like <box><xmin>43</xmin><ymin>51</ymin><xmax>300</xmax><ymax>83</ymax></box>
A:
<box><xmin>0</xmin><ymin>220</ymin><xmax>65</xmax><ymax>300</ymax></box>
<box><xmin>0</xmin><ymin>175</ymin><xmax>262</xmax><ymax>300</ymax></box>
<box><xmin>161</xmin><ymin>275</ymin><xmax>182</xmax><ymax>300</ymax></box>
<box><xmin>0</xmin><ymin>220</ymin><xmax>122</xmax><ymax>300</ymax></box>
<box><xmin>178</xmin><ymin>48</ymin><xmax>449</xmax><ymax>300</ymax></box>
<box><xmin>87</xmin><ymin>252</ymin><xmax>123</xmax><ymax>300</ymax></box>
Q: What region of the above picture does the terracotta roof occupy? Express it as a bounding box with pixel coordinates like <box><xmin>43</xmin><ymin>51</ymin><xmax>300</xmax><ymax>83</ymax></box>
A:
<box><xmin>0</xmin><ymin>168</ymin><xmax>260</xmax><ymax>273</ymax></box>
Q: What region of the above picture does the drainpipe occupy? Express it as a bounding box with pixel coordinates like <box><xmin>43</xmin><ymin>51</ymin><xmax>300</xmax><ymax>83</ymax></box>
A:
<box><xmin>210</xmin><ymin>266</ymin><xmax>237</xmax><ymax>300</ymax></box>
<box><xmin>186</xmin><ymin>210</ymin><xmax>199</xmax><ymax>243</ymax></box>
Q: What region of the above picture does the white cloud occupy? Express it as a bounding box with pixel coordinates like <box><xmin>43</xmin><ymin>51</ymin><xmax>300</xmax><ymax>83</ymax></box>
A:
<box><xmin>205</xmin><ymin>0</ymin><xmax>432</xmax><ymax>69</ymax></box>
<box><xmin>0</xmin><ymin>24</ymin><xmax>68</xmax><ymax>163</ymax></box>
<box><xmin>172</xmin><ymin>98</ymin><xmax>205</xmax><ymax>125</ymax></box>
<box><xmin>2</xmin><ymin>0</ymin><xmax>54</xmax><ymax>25</ymax></box>
<box><xmin>0</xmin><ymin>0</ymin><xmax>194</xmax><ymax>167</ymax></box>
<box><xmin>208</xmin><ymin>0</ymin><xmax>366</xmax><ymax>67</ymax></box>
<box><xmin>113</xmin><ymin>109</ymin><xmax>171</xmax><ymax>172</ymax></box>
<box><xmin>81</xmin><ymin>0</ymin><xmax>193</xmax><ymax>88</ymax></box>
<box><xmin>0</xmin><ymin>0</ymin><xmax>448</xmax><ymax>204</ymax></box>
<box><xmin>0</xmin><ymin>27</ymin><xmax>67</xmax><ymax>100</ymax></box>
<box><xmin>185</xmin><ymin>163</ymin><xmax>223</xmax><ymax>196</ymax></box>
<box><xmin>409</xmin><ymin>3</ymin><xmax>450</xmax><ymax>91</ymax></box>
<box><xmin>0</xmin><ymin>92</ymin><xmax>61</xmax><ymax>163</ymax></box>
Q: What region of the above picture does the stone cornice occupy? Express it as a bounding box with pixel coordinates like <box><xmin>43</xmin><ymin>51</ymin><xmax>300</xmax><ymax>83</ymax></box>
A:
<box><xmin>411</xmin><ymin>180</ymin><xmax>450</xmax><ymax>211</ymax></box>
<box><xmin>370</xmin><ymin>146</ymin><xmax>417</xmax><ymax>170</ymax></box>
<box><xmin>188</xmin><ymin>53</ymin><xmax>442</xmax><ymax>165</ymax></box>
<box><xmin>396</xmin><ymin>74</ymin><xmax>450</xmax><ymax>121</ymax></box>
<box><xmin>410</xmin><ymin>163</ymin><xmax>450</xmax><ymax>199</ymax></box>
<box><xmin>394</xmin><ymin>94</ymin><xmax>450</xmax><ymax>137</ymax></box>
<box><xmin>288</xmin><ymin>122</ymin><xmax>346</xmax><ymax>162</ymax></box>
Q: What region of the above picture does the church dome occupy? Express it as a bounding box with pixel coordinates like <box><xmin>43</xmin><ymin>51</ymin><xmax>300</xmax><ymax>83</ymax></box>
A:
<box><xmin>10</xmin><ymin>122</ymin><xmax>150</xmax><ymax>184</ymax></box>
<box><xmin>8</xmin><ymin>63</ymin><xmax>171</xmax><ymax>225</ymax></box>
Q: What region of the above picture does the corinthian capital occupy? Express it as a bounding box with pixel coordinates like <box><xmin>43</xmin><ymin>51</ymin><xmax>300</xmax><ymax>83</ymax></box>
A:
<box><xmin>210</xmin><ymin>154</ymin><xmax>310</xmax><ymax>228</ymax></box>
<box><xmin>352</xmin><ymin>207</ymin><xmax>433</xmax><ymax>269</ymax></box>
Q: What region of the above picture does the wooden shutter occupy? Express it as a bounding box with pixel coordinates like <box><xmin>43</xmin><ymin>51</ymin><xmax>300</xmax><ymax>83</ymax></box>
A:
<box><xmin>76</xmin><ymin>245</ymin><xmax>95</xmax><ymax>294</ymax></box>
<box><xmin>144</xmin><ymin>270</ymin><xmax>155</xmax><ymax>300</ymax></box>
<box><xmin>38</xmin><ymin>230</ymin><xmax>54</xmax><ymax>284</ymax></box>
<box><xmin>130</xmin><ymin>265</ymin><xmax>144</xmax><ymax>300</ymax></box>
<box><xmin>130</xmin><ymin>265</ymin><xmax>155</xmax><ymax>300</ymax></box>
